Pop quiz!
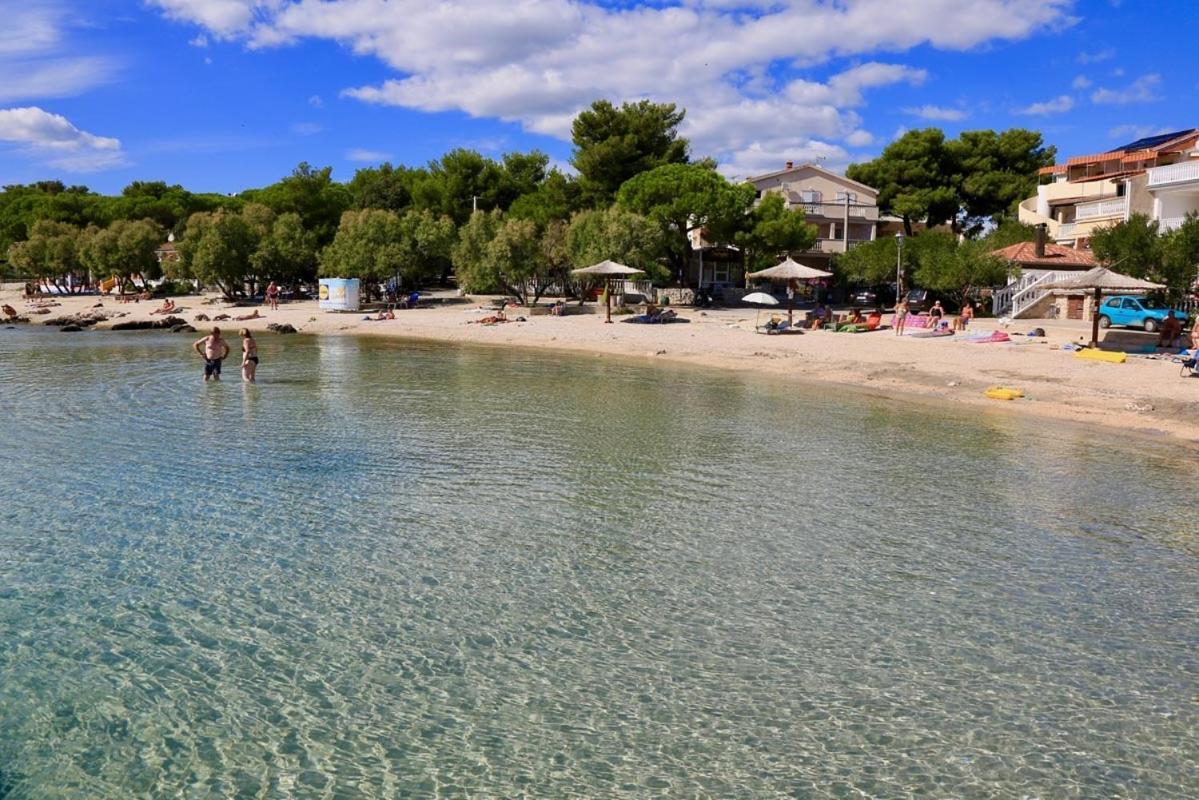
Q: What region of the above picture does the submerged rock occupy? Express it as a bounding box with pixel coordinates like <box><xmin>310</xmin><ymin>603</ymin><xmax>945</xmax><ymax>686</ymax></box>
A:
<box><xmin>59</xmin><ymin>324</ymin><xmax>83</xmax><ymax>332</ymax></box>
<box><xmin>170</xmin><ymin>323</ymin><xmax>197</xmax><ymax>333</ymax></box>
<box><xmin>266</xmin><ymin>323</ymin><xmax>297</xmax><ymax>334</ymax></box>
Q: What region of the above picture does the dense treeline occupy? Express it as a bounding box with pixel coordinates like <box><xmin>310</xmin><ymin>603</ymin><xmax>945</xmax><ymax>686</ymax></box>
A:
<box><xmin>5</xmin><ymin>99</ymin><xmax>1100</xmax><ymax>302</ymax></box>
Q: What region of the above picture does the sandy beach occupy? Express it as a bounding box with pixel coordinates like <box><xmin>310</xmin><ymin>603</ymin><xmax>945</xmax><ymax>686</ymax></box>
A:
<box><xmin>6</xmin><ymin>286</ymin><xmax>1199</xmax><ymax>445</ymax></box>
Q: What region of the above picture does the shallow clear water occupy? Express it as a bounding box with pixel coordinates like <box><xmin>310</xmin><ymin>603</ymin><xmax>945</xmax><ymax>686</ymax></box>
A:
<box><xmin>0</xmin><ymin>327</ymin><xmax>1196</xmax><ymax>798</ymax></box>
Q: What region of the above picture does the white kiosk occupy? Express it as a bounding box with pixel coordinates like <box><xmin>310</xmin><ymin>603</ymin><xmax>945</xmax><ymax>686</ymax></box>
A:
<box><xmin>318</xmin><ymin>278</ymin><xmax>360</xmax><ymax>312</ymax></box>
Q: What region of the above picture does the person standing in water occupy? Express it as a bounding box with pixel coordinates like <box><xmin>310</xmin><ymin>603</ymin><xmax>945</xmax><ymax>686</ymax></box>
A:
<box><xmin>265</xmin><ymin>281</ymin><xmax>280</xmax><ymax>311</ymax></box>
<box><xmin>240</xmin><ymin>328</ymin><xmax>259</xmax><ymax>383</ymax></box>
<box><xmin>193</xmin><ymin>327</ymin><xmax>230</xmax><ymax>382</ymax></box>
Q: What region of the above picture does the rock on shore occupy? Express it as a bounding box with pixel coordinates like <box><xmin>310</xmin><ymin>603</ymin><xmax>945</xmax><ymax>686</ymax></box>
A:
<box><xmin>111</xmin><ymin>316</ymin><xmax>187</xmax><ymax>331</ymax></box>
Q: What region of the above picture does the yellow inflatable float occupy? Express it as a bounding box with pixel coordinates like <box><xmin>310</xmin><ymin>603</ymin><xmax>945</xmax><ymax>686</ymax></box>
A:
<box><xmin>1074</xmin><ymin>348</ymin><xmax>1127</xmax><ymax>364</ymax></box>
<box><xmin>984</xmin><ymin>387</ymin><xmax>1025</xmax><ymax>401</ymax></box>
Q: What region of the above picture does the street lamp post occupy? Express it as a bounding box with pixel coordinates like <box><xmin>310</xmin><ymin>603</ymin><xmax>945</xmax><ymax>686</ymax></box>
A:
<box><xmin>895</xmin><ymin>231</ymin><xmax>905</xmax><ymax>307</ymax></box>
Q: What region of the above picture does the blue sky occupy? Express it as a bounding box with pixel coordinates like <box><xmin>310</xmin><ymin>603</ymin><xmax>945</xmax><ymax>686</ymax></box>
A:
<box><xmin>0</xmin><ymin>0</ymin><xmax>1195</xmax><ymax>194</ymax></box>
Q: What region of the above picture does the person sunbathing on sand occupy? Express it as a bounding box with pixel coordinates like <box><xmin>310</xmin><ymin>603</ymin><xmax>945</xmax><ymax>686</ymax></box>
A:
<box><xmin>234</xmin><ymin>309</ymin><xmax>262</xmax><ymax>321</ymax></box>
<box><xmin>150</xmin><ymin>299</ymin><xmax>176</xmax><ymax>315</ymax></box>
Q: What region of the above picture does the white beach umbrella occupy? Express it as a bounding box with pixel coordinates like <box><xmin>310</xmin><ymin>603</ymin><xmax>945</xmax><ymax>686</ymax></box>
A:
<box><xmin>742</xmin><ymin>292</ymin><xmax>780</xmax><ymax>306</ymax></box>
<box><xmin>571</xmin><ymin>260</ymin><xmax>645</xmax><ymax>323</ymax></box>
<box><xmin>747</xmin><ymin>257</ymin><xmax>833</xmax><ymax>323</ymax></box>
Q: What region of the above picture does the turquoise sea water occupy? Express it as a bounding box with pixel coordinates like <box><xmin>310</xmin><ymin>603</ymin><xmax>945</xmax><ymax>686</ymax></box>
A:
<box><xmin>0</xmin><ymin>327</ymin><xmax>1196</xmax><ymax>798</ymax></box>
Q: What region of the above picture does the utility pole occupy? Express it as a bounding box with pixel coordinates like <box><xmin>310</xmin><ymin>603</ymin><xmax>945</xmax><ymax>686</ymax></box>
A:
<box><xmin>472</xmin><ymin>195</ymin><xmax>479</xmax><ymax>213</ymax></box>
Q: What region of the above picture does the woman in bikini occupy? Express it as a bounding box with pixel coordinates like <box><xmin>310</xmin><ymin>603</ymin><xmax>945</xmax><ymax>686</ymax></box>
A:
<box><xmin>240</xmin><ymin>328</ymin><xmax>259</xmax><ymax>383</ymax></box>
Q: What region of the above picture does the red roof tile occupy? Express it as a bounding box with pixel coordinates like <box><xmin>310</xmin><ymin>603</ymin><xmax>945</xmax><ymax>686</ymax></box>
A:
<box><xmin>990</xmin><ymin>241</ymin><xmax>1098</xmax><ymax>269</ymax></box>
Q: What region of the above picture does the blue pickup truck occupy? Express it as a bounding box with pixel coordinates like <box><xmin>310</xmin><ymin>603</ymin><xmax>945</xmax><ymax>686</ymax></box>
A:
<box><xmin>1096</xmin><ymin>295</ymin><xmax>1188</xmax><ymax>333</ymax></box>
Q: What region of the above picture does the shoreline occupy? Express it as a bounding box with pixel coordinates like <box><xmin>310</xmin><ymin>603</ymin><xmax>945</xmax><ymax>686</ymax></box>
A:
<box><xmin>7</xmin><ymin>288</ymin><xmax>1199</xmax><ymax>448</ymax></box>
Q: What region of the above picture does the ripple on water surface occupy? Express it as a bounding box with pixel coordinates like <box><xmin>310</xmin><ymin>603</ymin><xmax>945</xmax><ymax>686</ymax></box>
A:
<box><xmin>0</xmin><ymin>328</ymin><xmax>1196</xmax><ymax>798</ymax></box>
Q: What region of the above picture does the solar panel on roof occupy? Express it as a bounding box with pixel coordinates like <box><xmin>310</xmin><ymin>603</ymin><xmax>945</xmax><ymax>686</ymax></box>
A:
<box><xmin>1112</xmin><ymin>129</ymin><xmax>1196</xmax><ymax>152</ymax></box>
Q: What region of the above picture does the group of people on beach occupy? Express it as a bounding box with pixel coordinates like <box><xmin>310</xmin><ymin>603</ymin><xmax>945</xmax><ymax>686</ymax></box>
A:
<box><xmin>192</xmin><ymin>327</ymin><xmax>258</xmax><ymax>383</ymax></box>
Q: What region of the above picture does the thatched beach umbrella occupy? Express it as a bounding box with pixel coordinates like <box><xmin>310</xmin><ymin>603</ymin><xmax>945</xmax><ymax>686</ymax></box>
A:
<box><xmin>571</xmin><ymin>260</ymin><xmax>645</xmax><ymax>323</ymax></box>
<box><xmin>747</xmin><ymin>257</ymin><xmax>833</xmax><ymax>324</ymax></box>
<box><xmin>1039</xmin><ymin>267</ymin><xmax>1165</xmax><ymax>347</ymax></box>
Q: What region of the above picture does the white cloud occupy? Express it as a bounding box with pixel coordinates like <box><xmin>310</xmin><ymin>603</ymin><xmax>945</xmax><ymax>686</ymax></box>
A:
<box><xmin>0</xmin><ymin>5</ymin><xmax>121</xmax><ymax>103</ymax></box>
<box><xmin>1013</xmin><ymin>95</ymin><xmax>1074</xmax><ymax>115</ymax></box>
<box><xmin>1076</xmin><ymin>47</ymin><xmax>1114</xmax><ymax>64</ymax></box>
<box><xmin>346</xmin><ymin>147</ymin><xmax>393</xmax><ymax>162</ymax></box>
<box><xmin>147</xmin><ymin>0</ymin><xmax>1074</xmax><ymax>173</ymax></box>
<box><xmin>0</xmin><ymin>106</ymin><xmax>127</xmax><ymax>172</ymax></box>
<box><xmin>190</xmin><ymin>34</ymin><xmax>209</xmax><ymax>47</ymax></box>
<box><xmin>846</xmin><ymin>129</ymin><xmax>874</xmax><ymax>147</ymax></box>
<box><xmin>290</xmin><ymin>121</ymin><xmax>322</xmax><ymax>135</ymax></box>
<box><xmin>903</xmin><ymin>105</ymin><xmax>968</xmax><ymax>121</ymax></box>
<box><xmin>0</xmin><ymin>5</ymin><xmax>63</xmax><ymax>57</ymax></box>
<box><xmin>1071</xmin><ymin>75</ymin><xmax>1091</xmax><ymax>89</ymax></box>
<box><xmin>308</xmin><ymin>94</ymin><xmax>324</xmax><ymax>108</ymax></box>
<box><xmin>1091</xmin><ymin>73</ymin><xmax>1162</xmax><ymax>105</ymax></box>
<box><xmin>0</xmin><ymin>56</ymin><xmax>121</xmax><ymax>103</ymax></box>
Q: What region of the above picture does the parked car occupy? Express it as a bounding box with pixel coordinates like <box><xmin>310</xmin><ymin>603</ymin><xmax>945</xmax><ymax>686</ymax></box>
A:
<box><xmin>904</xmin><ymin>289</ymin><xmax>955</xmax><ymax>314</ymax></box>
<box><xmin>850</xmin><ymin>286</ymin><xmax>878</xmax><ymax>307</ymax></box>
<box><xmin>849</xmin><ymin>284</ymin><xmax>896</xmax><ymax>308</ymax></box>
<box><xmin>1096</xmin><ymin>295</ymin><xmax>1189</xmax><ymax>332</ymax></box>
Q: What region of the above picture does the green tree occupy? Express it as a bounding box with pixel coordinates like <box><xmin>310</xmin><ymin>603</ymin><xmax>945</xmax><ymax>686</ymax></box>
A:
<box><xmin>1089</xmin><ymin>213</ymin><xmax>1162</xmax><ymax>279</ymax></box>
<box><xmin>241</xmin><ymin>163</ymin><xmax>350</xmax><ymax>247</ymax></box>
<box><xmin>734</xmin><ymin>193</ymin><xmax>817</xmax><ymax>273</ymax></box>
<box><xmin>848</xmin><ymin>127</ymin><xmax>1056</xmax><ymax>235</ymax></box>
<box><xmin>833</xmin><ymin>236</ymin><xmax>907</xmax><ymax>286</ymax></box>
<box><xmin>1160</xmin><ymin>213</ymin><xmax>1199</xmax><ymax>302</ymax></box>
<box><xmin>571</xmin><ymin>100</ymin><xmax>689</xmax><ymax>204</ymax></box>
<box><xmin>251</xmin><ymin>212</ymin><xmax>319</xmax><ymax>286</ymax></box>
<box><xmin>174</xmin><ymin>211</ymin><xmax>259</xmax><ymax>298</ymax></box>
<box><xmin>950</xmin><ymin>129</ymin><xmax>1056</xmax><ymax>231</ymax></box>
<box><xmin>483</xmin><ymin>216</ymin><xmax>560</xmax><ymax>305</ymax></box>
<box><xmin>508</xmin><ymin>169</ymin><xmax>581</xmax><ymax>227</ymax></box>
<box><xmin>347</xmin><ymin>163</ymin><xmax>421</xmax><ymax>211</ymax></box>
<box><xmin>909</xmin><ymin>232</ymin><xmax>1009</xmax><ymax>307</ymax></box>
<box><xmin>566</xmin><ymin>206</ymin><xmax>665</xmax><ymax>281</ymax></box>
<box><xmin>847</xmin><ymin>128</ymin><xmax>958</xmax><ymax>236</ymax></box>
<box><xmin>395</xmin><ymin>209</ymin><xmax>457</xmax><ymax>285</ymax></box>
<box><xmin>114</xmin><ymin>218</ymin><xmax>166</xmax><ymax>285</ymax></box>
<box><xmin>412</xmin><ymin>149</ymin><xmax>508</xmax><ymax>225</ymax></box>
<box><xmin>7</xmin><ymin>219</ymin><xmax>83</xmax><ymax>292</ymax></box>
<box><xmin>319</xmin><ymin>209</ymin><xmax>406</xmax><ymax>288</ymax></box>
<box><xmin>451</xmin><ymin>209</ymin><xmax>504</xmax><ymax>293</ymax></box>
<box><xmin>616</xmin><ymin>163</ymin><xmax>754</xmax><ymax>284</ymax></box>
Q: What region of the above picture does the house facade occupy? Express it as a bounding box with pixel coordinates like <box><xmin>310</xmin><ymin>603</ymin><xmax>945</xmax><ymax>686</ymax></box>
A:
<box><xmin>749</xmin><ymin>162</ymin><xmax>880</xmax><ymax>265</ymax></box>
<box><xmin>989</xmin><ymin>229</ymin><xmax>1098</xmax><ymax>319</ymax></box>
<box><xmin>1018</xmin><ymin>129</ymin><xmax>1199</xmax><ymax>246</ymax></box>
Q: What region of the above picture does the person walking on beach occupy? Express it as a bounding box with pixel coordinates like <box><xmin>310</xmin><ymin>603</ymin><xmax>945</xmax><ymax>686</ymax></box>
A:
<box><xmin>265</xmin><ymin>281</ymin><xmax>280</xmax><ymax>311</ymax></box>
<box><xmin>193</xmin><ymin>327</ymin><xmax>230</xmax><ymax>382</ymax></box>
<box><xmin>894</xmin><ymin>298</ymin><xmax>908</xmax><ymax>335</ymax></box>
<box><xmin>240</xmin><ymin>328</ymin><xmax>259</xmax><ymax>383</ymax></box>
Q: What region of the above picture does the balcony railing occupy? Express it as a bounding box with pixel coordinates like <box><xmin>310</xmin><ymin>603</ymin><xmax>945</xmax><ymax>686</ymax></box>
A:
<box><xmin>797</xmin><ymin>202</ymin><xmax>877</xmax><ymax>219</ymax></box>
<box><xmin>1056</xmin><ymin>222</ymin><xmax>1078</xmax><ymax>240</ymax></box>
<box><xmin>1074</xmin><ymin>196</ymin><xmax>1128</xmax><ymax>221</ymax></box>
<box><xmin>1159</xmin><ymin>216</ymin><xmax>1189</xmax><ymax>233</ymax></box>
<box><xmin>1146</xmin><ymin>161</ymin><xmax>1199</xmax><ymax>187</ymax></box>
<box><xmin>812</xmin><ymin>238</ymin><xmax>874</xmax><ymax>254</ymax></box>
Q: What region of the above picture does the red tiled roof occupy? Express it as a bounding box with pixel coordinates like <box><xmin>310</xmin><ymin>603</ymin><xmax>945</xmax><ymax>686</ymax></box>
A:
<box><xmin>990</xmin><ymin>241</ymin><xmax>1098</xmax><ymax>268</ymax></box>
<box><xmin>1038</xmin><ymin>164</ymin><xmax>1067</xmax><ymax>175</ymax></box>
<box><xmin>1067</xmin><ymin>152</ymin><xmax>1121</xmax><ymax>167</ymax></box>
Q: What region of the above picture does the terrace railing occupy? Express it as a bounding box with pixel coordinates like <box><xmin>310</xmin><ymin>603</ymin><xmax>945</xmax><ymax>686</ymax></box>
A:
<box><xmin>1146</xmin><ymin>161</ymin><xmax>1199</xmax><ymax>187</ymax></box>
<box><xmin>1074</xmin><ymin>197</ymin><xmax>1128</xmax><ymax>221</ymax></box>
